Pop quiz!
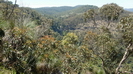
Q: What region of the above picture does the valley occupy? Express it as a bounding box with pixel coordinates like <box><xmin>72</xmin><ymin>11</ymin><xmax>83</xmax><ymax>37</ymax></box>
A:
<box><xmin>0</xmin><ymin>0</ymin><xmax>133</xmax><ymax>74</ymax></box>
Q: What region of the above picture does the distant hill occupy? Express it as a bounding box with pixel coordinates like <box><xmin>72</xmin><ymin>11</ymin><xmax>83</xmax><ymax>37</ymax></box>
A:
<box><xmin>33</xmin><ymin>6</ymin><xmax>74</xmax><ymax>15</ymax></box>
<box><xmin>33</xmin><ymin>5</ymin><xmax>98</xmax><ymax>16</ymax></box>
<box><xmin>32</xmin><ymin>5</ymin><xmax>99</xmax><ymax>34</ymax></box>
<box><xmin>125</xmin><ymin>8</ymin><xmax>133</xmax><ymax>12</ymax></box>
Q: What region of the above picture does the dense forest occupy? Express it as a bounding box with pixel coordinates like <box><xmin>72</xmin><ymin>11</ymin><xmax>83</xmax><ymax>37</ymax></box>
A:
<box><xmin>0</xmin><ymin>0</ymin><xmax>133</xmax><ymax>74</ymax></box>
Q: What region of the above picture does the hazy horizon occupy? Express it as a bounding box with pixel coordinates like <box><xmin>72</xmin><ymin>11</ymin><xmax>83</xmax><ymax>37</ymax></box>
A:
<box><xmin>9</xmin><ymin>0</ymin><xmax>133</xmax><ymax>8</ymax></box>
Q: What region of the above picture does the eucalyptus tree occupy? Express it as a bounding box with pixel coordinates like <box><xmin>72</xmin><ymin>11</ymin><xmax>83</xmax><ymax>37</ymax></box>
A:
<box><xmin>83</xmin><ymin>28</ymin><xmax>123</xmax><ymax>74</ymax></box>
<box><xmin>84</xmin><ymin>9</ymin><xmax>97</xmax><ymax>27</ymax></box>
<box><xmin>83</xmin><ymin>4</ymin><xmax>124</xmax><ymax>73</ymax></box>
<box><xmin>99</xmin><ymin>3</ymin><xmax>123</xmax><ymax>26</ymax></box>
<box><xmin>84</xmin><ymin>3</ymin><xmax>123</xmax><ymax>28</ymax></box>
<box><xmin>115</xmin><ymin>16</ymin><xmax>133</xmax><ymax>74</ymax></box>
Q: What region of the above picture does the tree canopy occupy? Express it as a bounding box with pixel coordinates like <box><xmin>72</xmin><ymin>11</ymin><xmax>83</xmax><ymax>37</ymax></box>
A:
<box><xmin>1</xmin><ymin>1</ymin><xmax>133</xmax><ymax>74</ymax></box>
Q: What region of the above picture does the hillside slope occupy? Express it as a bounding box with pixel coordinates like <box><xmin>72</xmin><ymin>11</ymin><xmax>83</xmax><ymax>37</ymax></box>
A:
<box><xmin>125</xmin><ymin>8</ymin><xmax>133</xmax><ymax>12</ymax></box>
<box><xmin>33</xmin><ymin>5</ymin><xmax>98</xmax><ymax>16</ymax></box>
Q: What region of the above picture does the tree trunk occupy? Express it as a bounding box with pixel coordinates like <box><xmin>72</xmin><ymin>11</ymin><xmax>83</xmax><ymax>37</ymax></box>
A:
<box><xmin>115</xmin><ymin>44</ymin><xmax>132</xmax><ymax>74</ymax></box>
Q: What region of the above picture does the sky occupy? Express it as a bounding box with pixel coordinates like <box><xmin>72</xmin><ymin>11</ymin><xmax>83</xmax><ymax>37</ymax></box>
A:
<box><xmin>9</xmin><ymin>0</ymin><xmax>133</xmax><ymax>8</ymax></box>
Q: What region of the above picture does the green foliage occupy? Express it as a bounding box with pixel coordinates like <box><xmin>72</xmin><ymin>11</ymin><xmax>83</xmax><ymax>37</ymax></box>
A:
<box><xmin>34</xmin><ymin>5</ymin><xmax>98</xmax><ymax>34</ymax></box>
<box><xmin>2</xmin><ymin>27</ymin><xmax>37</xmax><ymax>74</ymax></box>
<box><xmin>0</xmin><ymin>67</ymin><xmax>16</xmax><ymax>74</ymax></box>
<box><xmin>83</xmin><ymin>29</ymin><xmax>122</xmax><ymax>74</ymax></box>
<box><xmin>1</xmin><ymin>0</ymin><xmax>133</xmax><ymax>74</ymax></box>
<box><xmin>61</xmin><ymin>32</ymin><xmax>78</xmax><ymax>45</ymax></box>
<box><xmin>99</xmin><ymin>3</ymin><xmax>123</xmax><ymax>23</ymax></box>
<box><xmin>84</xmin><ymin>9</ymin><xmax>97</xmax><ymax>24</ymax></box>
<box><xmin>84</xmin><ymin>3</ymin><xmax>124</xmax><ymax>27</ymax></box>
<box><xmin>119</xmin><ymin>16</ymin><xmax>133</xmax><ymax>46</ymax></box>
<box><xmin>34</xmin><ymin>5</ymin><xmax>98</xmax><ymax>16</ymax></box>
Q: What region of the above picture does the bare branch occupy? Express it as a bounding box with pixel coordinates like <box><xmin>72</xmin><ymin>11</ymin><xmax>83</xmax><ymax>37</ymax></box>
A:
<box><xmin>7</xmin><ymin>0</ymin><xmax>17</xmax><ymax>19</ymax></box>
<box><xmin>115</xmin><ymin>44</ymin><xmax>132</xmax><ymax>74</ymax></box>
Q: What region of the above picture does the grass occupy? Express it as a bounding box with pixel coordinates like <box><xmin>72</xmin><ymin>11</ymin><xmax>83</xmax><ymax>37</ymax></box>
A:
<box><xmin>0</xmin><ymin>67</ymin><xmax>16</xmax><ymax>74</ymax></box>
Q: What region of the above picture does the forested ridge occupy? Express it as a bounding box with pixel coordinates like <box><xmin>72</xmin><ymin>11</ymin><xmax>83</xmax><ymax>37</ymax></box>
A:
<box><xmin>125</xmin><ymin>8</ymin><xmax>133</xmax><ymax>12</ymax></box>
<box><xmin>33</xmin><ymin>5</ymin><xmax>98</xmax><ymax>35</ymax></box>
<box><xmin>33</xmin><ymin>5</ymin><xmax>98</xmax><ymax>15</ymax></box>
<box><xmin>1</xmin><ymin>0</ymin><xmax>133</xmax><ymax>74</ymax></box>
